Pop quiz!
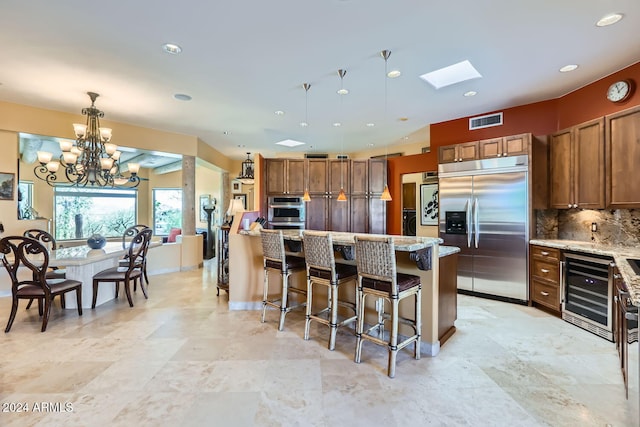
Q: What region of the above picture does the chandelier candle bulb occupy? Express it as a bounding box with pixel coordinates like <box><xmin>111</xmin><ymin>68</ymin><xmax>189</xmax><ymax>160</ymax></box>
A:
<box><xmin>111</xmin><ymin>150</ymin><xmax>121</xmax><ymax>160</ymax></box>
<box><xmin>127</xmin><ymin>162</ymin><xmax>140</xmax><ymax>174</ymax></box>
<box><xmin>37</xmin><ymin>151</ymin><xmax>52</xmax><ymax>163</ymax></box>
<box><xmin>100</xmin><ymin>158</ymin><xmax>114</xmax><ymax>170</ymax></box>
<box><xmin>104</xmin><ymin>142</ymin><xmax>117</xmax><ymax>155</ymax></box>
<box><xmin>46</xmin><ymin>161</ymin><xmax>59</xmax><ymax>172</ymax></box>
<box><xmin>62</xmin><ymin>152</ymin><xmax>77</xmax><ymax>164</ymax></box>
<box><xmin>100</xmin><ymin>128</ymin><xmax>112</xmax><ymax>142</ymax></box>
<box><xmin>59</xmin><ymin>140</ymin><xmax>74</xmax><ymax>151</ymax></box>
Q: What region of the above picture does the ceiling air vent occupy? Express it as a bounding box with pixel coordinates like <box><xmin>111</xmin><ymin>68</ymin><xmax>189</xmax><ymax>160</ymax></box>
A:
<box><xmin>336</xmin><ymin>154</ymin><xmax>349</xmax><ymax>159</ymax></box>
<box><xmin>305</xmin><ymin>153</ymin><xmax>328</xmax><ymax>159</ymax></box>
<box><xmin>469</xmin><ymin>112</ymin><xmax>503</xmax><ymax>130</ymax></box>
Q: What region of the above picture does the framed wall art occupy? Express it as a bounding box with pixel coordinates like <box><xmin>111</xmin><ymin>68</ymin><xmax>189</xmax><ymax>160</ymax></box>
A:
<box><xmin>234</xmin><ymin>194</ymin><xmax>247</xmax><ymax>210</ymax></box>
<box><xmin>231</xmin><ymin>180</ymin><xmax>242</xmax><ymax>194</ymax></box>
<box><xmin>199</xmin><ymin>194</ymin><xmax>211</xmax><ymax>222</ymax></box>
<box><xmin>0</xmin><ymin>172</ymin><xmax>15</xmax><ymax>201</ymax></box>
<box><xmin>420</xmin><ymin>183</ymin><xmax>439</xmax><ymax>226</ymax></box>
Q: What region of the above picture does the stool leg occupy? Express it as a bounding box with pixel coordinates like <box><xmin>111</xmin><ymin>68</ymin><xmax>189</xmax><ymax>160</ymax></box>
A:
<box><xmin>278</xmin><ymin>270</ymin><xmax>289</xmax><ymax>331</ymax></box>
<box><xmin>388</xmin><ymin>296</ymin><xmax>400</xmax><ymax>378</ymax></box>
<box><xmin>354</xmin><ymin>285</ymin><xmax>365</xmax><ymax>364</ymax></box>
<box><xmin>328</xmin><ymin>281</ymin><xmax>338</xmax><ymax>351</ymax></box>
<box><xmin>261</xmin><ymin>267</ymin><xmax>269</xmax><ymax>323</ymax></box>
<box><xmin>415</xmin><ymin>288</ymin><xmax>422</xmax><ymax>360</ymax></box>
<box><xmin>377</xmin><ymin>297</ymin><xmax>385</xmax><ymax>339</ymax></box>
<box><xmin>304</xmin><ymin>274</ymin><xmax>313</xmax><ymax>340</ymax></box>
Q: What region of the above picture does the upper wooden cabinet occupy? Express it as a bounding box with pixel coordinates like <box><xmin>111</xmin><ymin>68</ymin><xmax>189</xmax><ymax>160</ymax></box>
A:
<box><xmin>549</xmin><ymin>118</ymin><xmax>605</xmax><ymax>209</ymax></box>
<box><xmin>606</xmin><ymin>106</ymin><xmax>640</xmax><ymax>208</ymax></box>
<box><xmin>308</xmin><ymin>159</ymin><xmax>328</xmax><ymax>194</ymax></box>
<box><xmin>328</xmin><ymin>160</ymin><xmax>350</xmax><ymax>194</ymax></box>
<box><xmin>439</xmin><ymin>141</ymin><xmax>478</xmax><ymax>164</ymax></box>
<box><xmin>265</xmin><ymin>159</ymin><xmax>305</xmax><ymax>195</ymax></box>
<box><xmin>479</xmin><ymin>134</ymin><xmax>530</xmax><ymax>159</ymax></box>
<box><xmin>351</xmin><ymin>158</ymin><xmax>386</xmax><ymax>195</ymax></box>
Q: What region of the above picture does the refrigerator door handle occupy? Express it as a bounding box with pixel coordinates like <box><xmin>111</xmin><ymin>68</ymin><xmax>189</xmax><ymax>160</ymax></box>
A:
<box><xmin>466</xmin><ymin>198</ymin><xmax>472</xmax><ymax>248</ymax></box>
<box><xmin>474</xmin><ymin>197</ymin><xmax>479</xmax><ymax>248</ymax></box>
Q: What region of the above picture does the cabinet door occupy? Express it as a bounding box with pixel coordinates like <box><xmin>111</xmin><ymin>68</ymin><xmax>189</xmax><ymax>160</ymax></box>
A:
<box><xmin>458</xmin><ymin>141</ymin><xmax>479</xmax><ymax>161</ymax></box>
<box><xmin>265</xmin><ymin>159</ymin><xmax>286</xmax><ymax>194</ymax></box>
<box><xmin>503</xmin><ymin>133</ymin><xmax>530</xmax><ymax>157</ymax></box>
<box><xmin>305</xmin><ymin>196</ymin><xmax>327</xmax><ymax>231</ymax></box>
<box><xmin>351</xmin><ymin>160</ymin><xmax>368</xmax><ymax>195</ymax></box>
<box><xmin>368</xmin><ymin>158</ymin><xmax>386</xmax><ymax>194</ymax></box>
<box><xmin>573</xmin><ymin>118</ymin><xmax>605</xmax><ymax>209</ymax></box>
<box><xmin>328</xmin><ymin>196</ymin><xmax>350</xmax><ymax>232</ymax></box>
<box><xmin>606</xmin><ymin>106</ymin><xmax>640</xmax><ymax>208</ymax></box>
<box><xmin>438</xmin><ymin>144</ymin><xmax>458</xmax><ymax>163</ymax></box>
<box><xmin>328</xmin><ymin>160</ymin><xmax>350</xmax><ymax>194</ymax></box>
<box><xmin>368</xmin><ymin>197</ymin><xmax>387</xmax><ymax>234</ymax></box>
<box><xmin>350</xmin><ymin>196</ymin><xmax>368</xmax><ymax>233</ymax></box>
<box><xmin>285</xmin><ymin>159</ymin><xmax>306</xmax><ymax>195</ymax></box>
<box><xmin>549</xmin><ymin>129</ymin><xmax>573</xmax><ymax>209</ymax></box>
<box><xmin>308</xmin><ymin>159</ymin><xmax>328</xmax><ymax>195</ymax></box>
<box><xmin>479</xmin><ymin>138</ymin><xmax>502</xmax><ymax>159</ymax></box>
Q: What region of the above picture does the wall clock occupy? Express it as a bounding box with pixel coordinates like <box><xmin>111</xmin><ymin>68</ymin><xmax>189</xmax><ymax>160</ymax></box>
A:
<box><xmin>606</xmin><ymin>79</ymin><xmax>633</xmax><ymax>103</ymax></box>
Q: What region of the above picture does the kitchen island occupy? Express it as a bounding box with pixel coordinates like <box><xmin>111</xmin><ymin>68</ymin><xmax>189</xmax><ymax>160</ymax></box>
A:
<box><xmin>227</xmin><ymin>217</ymin><xmax>459</xmax><ymax>356</ymax></box>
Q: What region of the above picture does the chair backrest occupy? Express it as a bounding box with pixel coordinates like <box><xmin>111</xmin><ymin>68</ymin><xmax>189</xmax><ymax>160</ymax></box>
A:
<box><xmin>125</xmin><ymin>228</ymin><xmax>153</xmax><ymax>271</ymax></box>
<box><xmin>354</xmin><ymin>235</ymin><xmax>398</xmax><ymax>294</ymax></box>
<box><xmin>302</xmin><ymin>231</ymin><xmax>336</xmax><ymax>279</ymax></box>
<box><xmin>260</xmin><ymin>229</ymin><xmax>286</xmax><ymax>263</ymax></box>
<box><xmin>0</xmin><ymin>236</ymin><xmax>50</xmax><ymax>294</ymax></box>
<box><xmin>23</xmin><ymin>229</ymin><xmax>57</xmax><ymax>251</ymax></box>
<box><xmin>122</xmin><ymin>224</ymin><xmax>150</xmax><ymax>249</ymax></box>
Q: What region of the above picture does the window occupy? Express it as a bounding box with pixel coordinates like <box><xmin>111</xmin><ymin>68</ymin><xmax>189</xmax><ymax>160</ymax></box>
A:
<box><xmin>153</xmin><ymin>188</ymin><xmax>182</xmax><ymax>236</ymax></box>
<box><xmin>18</xmin><ymin>181</ymin><xmax>34</xmax><ymax>220</ymax></box>
<box><xmin>54</xmin><ymin>188</ymin><xmax>137</xmax><ymax>240</ymax></box>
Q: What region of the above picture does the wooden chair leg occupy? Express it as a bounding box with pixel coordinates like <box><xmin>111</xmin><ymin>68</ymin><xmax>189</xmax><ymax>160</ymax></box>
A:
<box><xmin>60</xmin><ymin>294</ymin><xmax>66</xmax><ymax>309</ymax></box>
<box><xmin>76</xmin><ymin>288</ymin><xmax>83</xmax><ymax>316</ymax></box>
<box><xmin>139</xmin><ymin>278</ymin><xmax>148</xmax><ymax>299</ymax></box>
<box><xmin>92</xmin><ymin>279</ymin><xmax>99</xmax><ymax>309</ymax></box>
<box><xmin>5</xmin><ymin>297</ymin><xmax>19</xmax><ymax>333</ymax></box>
<box><xmin>38</xmin><ymin>298</ymin><xmax>44</xmax><ymax>316</ymax></box>
<box><xmin>41</xmin><ymin>297</ymin><xmax>52</xmax><ymax>332</ymax></box>
<box><xmin>124</xmin><ymin>280</ymin><xmax>134</xmax><ymax>307</ymax></box>
<box><xmin>26</xmin><ymin>298</ymin><xmax>34</xmax><ymax>309</ymax></box>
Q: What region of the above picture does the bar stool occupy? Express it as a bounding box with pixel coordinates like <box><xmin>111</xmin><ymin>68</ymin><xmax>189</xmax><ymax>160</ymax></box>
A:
<box><xmin>353</xmin><ymin>235</ymin><xmax>422</xmax><ymax>378</ymax></box>
<box><xmin>260</xmin><ymin>229</ymin><xmax>306</xmax><ymax>331</ymax></box>
<box><xmin>302</xmin><ymin>231</ymin><xmax>358</xmax><ymax>350</ymax></box>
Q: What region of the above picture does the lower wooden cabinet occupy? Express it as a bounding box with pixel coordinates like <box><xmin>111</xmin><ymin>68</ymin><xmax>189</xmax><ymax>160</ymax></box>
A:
<box><xmin>350</xmin><ymin>196</ymin><xmax>387</xmax><ymax>234</ymax></box>
<box><xmin>529</xmin><ymin>245</ymin><xmax>561</xmax><ymax>313</ymax></box>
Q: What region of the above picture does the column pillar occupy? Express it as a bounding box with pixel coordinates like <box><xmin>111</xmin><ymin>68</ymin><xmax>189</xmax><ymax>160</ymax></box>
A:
<box><xmin>179</xmin><ymin>155</ymin><xmax>202</xmax><ymax>270</ymax></box>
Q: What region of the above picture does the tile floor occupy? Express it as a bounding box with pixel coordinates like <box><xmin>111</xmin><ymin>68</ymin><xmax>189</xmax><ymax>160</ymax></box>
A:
<box><xmin>0</xmin><ymin>260</ymin><xmax>638</xmax><ymax>427</ymax></box>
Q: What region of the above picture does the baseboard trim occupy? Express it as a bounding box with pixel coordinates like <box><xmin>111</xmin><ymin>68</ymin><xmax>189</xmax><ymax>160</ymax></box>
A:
<box><xmin>228</xmin><ymin>301</ymin><xmax>263</xmax><ymax>311</ymax></box>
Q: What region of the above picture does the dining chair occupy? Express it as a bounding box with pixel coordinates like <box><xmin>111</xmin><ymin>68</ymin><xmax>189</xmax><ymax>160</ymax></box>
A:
<box><xmin>353</xmin><ymin>235</ymin><xmax>422</xmax><ymax>378</ymax></box>
<box><xmin>0</xmin><ymin>236</ymin><xmax>82</xmax><ymax>332</ymax></box>
<box><xmin>22</xmin><ymin>229</ymin><xmax>66</xmax><ymax>311</ymax></box>
<box><xmin>120</xmin><ymin>224</ymin><xmax>151</xmax><ymax>286</ymax></box>
<box><xmin>92</xmin><ymin>228</ymin><xmax>152</xmax><ymax>308</ymax></box>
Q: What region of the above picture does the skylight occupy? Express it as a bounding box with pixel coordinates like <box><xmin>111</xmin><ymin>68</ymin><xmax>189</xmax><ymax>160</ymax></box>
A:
<box><xmin>275</xmin><ymin>139</ymin><xmax>305</xmax><ymax>147</ymax></box>
<box><xmin>420</xmin><ymin>60</ymin><xmax>482</xmax><ymax>89</ymax></box>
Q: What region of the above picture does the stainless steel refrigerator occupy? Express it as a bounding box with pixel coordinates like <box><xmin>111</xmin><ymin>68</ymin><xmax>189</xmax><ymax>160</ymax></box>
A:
<box><xmin>438</xmin><ymin>155</ymin><xmax>529</xmax><ymax>302</ymax></box>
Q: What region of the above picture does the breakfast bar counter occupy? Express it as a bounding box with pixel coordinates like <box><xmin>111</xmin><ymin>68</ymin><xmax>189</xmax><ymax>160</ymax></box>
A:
<box><xmin>228</xmin><ymin>220</ymin><xmax>457</xmax><ymax>356</ymax></box>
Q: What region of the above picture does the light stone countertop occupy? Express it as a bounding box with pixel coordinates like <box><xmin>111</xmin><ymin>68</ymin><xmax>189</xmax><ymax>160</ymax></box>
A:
<box><xmin>239</xmin><ymin>229</ymin><xmax>442</xmax><ymax>252</ymax></box>
<box><xmin>439</xmin><ymin>245</ymin><xmax>460</xmax><ymax>258</ymax></box>
<box><xmin>49</xmin><ymin>241</ymin><xmax>162</xmax><ymax>267</ymax></box>
<box><xmin>530</xmin><ymin>239</ymin><xmax>640</xmax><ymax>307</ymax></box>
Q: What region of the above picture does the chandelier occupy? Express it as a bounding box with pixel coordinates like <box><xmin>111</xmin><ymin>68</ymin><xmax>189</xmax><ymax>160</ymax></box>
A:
<box><xmin>237</xmin><ymin>152</ymin><xmax>254</xmax><ymax>184</ymax></box>
<box><xmin>34</xmin><ymin>92</ymin><xmax>141</xmax><ymax>188</ymax></box>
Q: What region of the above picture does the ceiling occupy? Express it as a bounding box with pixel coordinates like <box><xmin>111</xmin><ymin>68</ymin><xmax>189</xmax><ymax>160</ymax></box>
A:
<box><xmin>1</xmin><ymin>1</ymin><xmax>639</xmax><ymax>161</ymax></box>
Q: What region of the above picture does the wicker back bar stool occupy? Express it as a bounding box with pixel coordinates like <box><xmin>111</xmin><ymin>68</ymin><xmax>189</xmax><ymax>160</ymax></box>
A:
<box><xmin>353</xmin><ymin>235</ymin><xmax>422</xmax><ymax>378</ymax></box>
<box><xmin>260</xmin><ymin>229</ymin><xmax>306</xmax><ymax>331</ymax></box>
<box><xmin>302</xmin><ymin>231</ymin><xmax>358</xmax><ymax>350</ymax></box>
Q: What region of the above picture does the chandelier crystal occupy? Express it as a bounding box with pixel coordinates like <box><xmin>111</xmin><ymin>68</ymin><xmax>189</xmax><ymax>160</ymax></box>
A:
<box><xmin>34</xmin><ymin>92</ymin><xmax>141</xmax><ymax>187</ymax></box>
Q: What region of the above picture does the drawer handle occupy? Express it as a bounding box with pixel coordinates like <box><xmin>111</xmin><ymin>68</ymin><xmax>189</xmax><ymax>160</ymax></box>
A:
<box><xmin>540</xmin><ymin>251</ymin><xmax>549</xmax><ymax>256</ymax></box>
<box><xmin>540</xmin><ymin>291</ymin><xmax>550</xmax><ymax>296</ymax></box>
<box><xmin>540</xmin><ymin>268</ymin><xmax>550</xmax><ymax>273</ymax></box>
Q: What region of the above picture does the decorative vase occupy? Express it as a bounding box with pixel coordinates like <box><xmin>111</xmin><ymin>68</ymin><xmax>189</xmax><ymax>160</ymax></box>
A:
<box><xmin>87</xmin><ymin>234</ymin><xmax>107</xmax><ymax>249</ymax></box>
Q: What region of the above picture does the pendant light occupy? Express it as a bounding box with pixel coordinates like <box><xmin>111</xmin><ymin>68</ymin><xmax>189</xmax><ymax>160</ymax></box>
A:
<box><xmin>302</xmin><ymin>82</ymin><xmax>312</xmax><ymax>202</ymax></box>
<box><xmin>380</xmin><ymin>50</ymin><xmax>393</xmax><ymax>202</ymax></box>
<box><xmin>336</xmin><ymin>69</ymin><xmax>347</xmax><ymax>202</ymax></box>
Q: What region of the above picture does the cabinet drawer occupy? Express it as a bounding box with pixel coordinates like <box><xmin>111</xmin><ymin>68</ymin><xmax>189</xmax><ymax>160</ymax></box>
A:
<box><xmin>531</xmin><ymin>258</ymin><xmax>559</xmax><ymax>282</ymax></box>
<box><xmin>531</xmin><ymin>279</ymin><xmax>560</xmax><ymax>312</ymax></box>
<box><xmin>531</xmin><ymin>245</ymin><xmax>560</xmax><ymax>261</ymax></box>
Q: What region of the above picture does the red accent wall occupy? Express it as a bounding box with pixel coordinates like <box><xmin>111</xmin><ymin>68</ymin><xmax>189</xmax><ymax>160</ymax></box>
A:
<box><xmin>386</xmin><ymin>61</ymin><xmax>640</xmax><ymax>235</ymax></box>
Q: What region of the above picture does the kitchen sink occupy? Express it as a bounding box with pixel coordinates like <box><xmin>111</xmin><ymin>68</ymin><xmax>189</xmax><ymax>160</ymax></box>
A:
<box><xmin>627</xmin><ymin>258</ymin><xmax>640</xmax><ymax>276</ymax></box>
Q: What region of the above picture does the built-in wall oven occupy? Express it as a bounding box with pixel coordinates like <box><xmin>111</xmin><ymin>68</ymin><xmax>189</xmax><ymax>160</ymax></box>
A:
<box><xmin>562</xmin><ymin>251</ymin><xmax>614</xmax><ymax>341</ymax></box>
<box><xmin>268</xmin><ymin>196</ymin><xmax>305</xmax><ymax>230</ymax></box>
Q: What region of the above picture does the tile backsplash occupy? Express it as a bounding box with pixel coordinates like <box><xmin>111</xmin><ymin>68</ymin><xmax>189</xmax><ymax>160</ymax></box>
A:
<box><xmin>535</xmin><ymin>209</ymin><xmax>640</xmax><ymax>247</ymax></box>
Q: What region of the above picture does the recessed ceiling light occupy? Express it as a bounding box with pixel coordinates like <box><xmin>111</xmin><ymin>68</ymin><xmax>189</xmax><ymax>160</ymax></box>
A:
<box><xmin>224</xmin><ymin>131</ymin><xmax>232</xmax><ymax>135</ymax></box>
<box><xmin>559</xmin><ymin>64</ymin><xmax>578</xmax><ymax>73</ymax></box>
<box><xmin>174</xmin><ymin>93</ymin><xmax>192</xmax><ymax>101</ymax></box>
<box><xmin>275</xmin><ymin>139</ymin><xmax>305</xmax><ymax>147</ymax></box>
<box><xmin>402</xmin><ymin>136</ymin><xmax>409</xmax><ymax>140</ymax></box>
<box><xmin>464</xmin><ymin>91</ymin><xmax>477</xmax><ymax>97</ymax></box>
<box><xmin>387</xmin><ymin>70</ymin><xmax>401</xmax><ymax>78</ymax></box>
<box><xmin>596</xmin><ymin>13</ymin><xmax>623</xmax><ymax>27</ymax></box>
<box><xmin>399</xmin><ymin>117</ymin><xmax>408</xmax><ymax>122</ymax></box>
<box><xmin>336</xmin><ymin>88</ymin><xmax>349</xmax><ymax>95</ymax></box>
<box><xmin>274</xmin><ymin>110</ymin><xmax>285</xmax><ymax>116</ymax></box>
<box><xmin>366</xmin><ymin>123</ymin><xmax>375</xmax><ymax>127</ymax></box>
<box><xmin>333</xmin><ymin>122</ymin><xmax>341</xmax><ymax>127</ymax></box>
<box><xmin>299</xmin><ymin>121</ymin><xmax>309</xmax><ymax>127</ymax></box>
<box><xmin>420</xmin><ymin>60</ymin><xmax>482</xmax><ymax>89</ymax></box>
<box><xmin>162</xmin><ymin>43</ymin><xmax>182</xmax><ymax>54</ymax></box>
<box><xmin>367</xmin><ymin>143</ymin><xmax>375</xmax><ymax>147</ymax></box>
<box><xmin>236</xmin><ymin>144</ymin><xmax>245</xmax><ymax>148</ymax></box>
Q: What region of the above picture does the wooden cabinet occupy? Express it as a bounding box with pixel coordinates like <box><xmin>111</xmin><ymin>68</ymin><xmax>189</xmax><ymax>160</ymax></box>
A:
<box><xmin>438</xmin><ymin>141</ymin><xmax>478</xmax><ymax>164</ymax></box>
<box><xmin>265</xmin><ymin>158</ymin><xmax>305</xmax><ymax>195</ymax></box>
<box><xmin>307</xmin><ymin>159</ymin><xmax>328</xmax><ymax>195</ymax></box>
<box><xmin>350</xmin><ymin>195</ymin><xmax>387</xmax><ymax>234</ymax></box>
<box><xmin>351</xmin><ymin>158</ymin><xmax>386</xmax><ymax>195</ymax></box>
<box><xmin>549</xmin><ymin>118</ymin><xmax>605</xmax><ymax>209</ymax></box>
<box><xmin>305</xmin><ymin>195</ymin><xmax>350</xmax><ymax>231</ymax></box>
<box><xmin>606</xmin><ymin>106</ymin><xmax>640</xmax><ymax>208</ymax></box>
<box><xmin>328</xmin><ymin>160</ymin><xmax>350</xmax><ymax>194</ymax></box>
<box><xmin>479</xmin><ymin>134</ymin><xmax>530</xmax><ymax>159</ymax></box>
<box><xmin>529</xmin><ymin>245</ymin><xmax>561</xmax><ymax>314</ymax></box>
